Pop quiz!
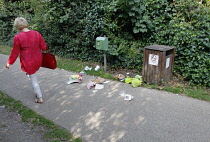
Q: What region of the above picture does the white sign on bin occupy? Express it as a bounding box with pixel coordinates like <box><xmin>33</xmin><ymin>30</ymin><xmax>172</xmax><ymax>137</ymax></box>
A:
<box><xmin>166</xmin><ymin>58</ymin><xmax>170</xmax><ymax>68</ymax></box>
<box><xmin>149</xmin><ymin>54</ymin><xmax>159</xmax><ymax>66</ymax></box>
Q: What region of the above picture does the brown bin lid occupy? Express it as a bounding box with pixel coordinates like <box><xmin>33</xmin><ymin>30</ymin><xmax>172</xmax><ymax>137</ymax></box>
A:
<box><xmin>145</xmin><ymin>44</ymin><xmax>174</xmax><ymax>51</ymax></box>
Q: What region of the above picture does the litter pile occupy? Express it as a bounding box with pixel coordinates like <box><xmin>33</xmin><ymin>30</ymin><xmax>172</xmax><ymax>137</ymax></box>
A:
<box><xmin>84</xmin><ymin>65</ymin><xmax>100</xmax><ymax>71</ymax></box>
<box><xmin>67</xmin><ymin>74</ymin><xmax>82</xmax><ymax>84</ymax></box>
<box><xmin>66</xmin><ymin>65</ymin><xmax>108</xmax><ymax>91</ymax></box>
<box><xmin>115</xmin><ymin>74</ymin><xmax>143</xmax><ymax>88</ymax></box>
<box><xmin>87</xmin><ymin>77</ymin><xmax>105</xmax><ymax>89</ymax></box>
<box><xmin>65</xmin><ymin>65</ymin><xmax>141</xmax><ymax>101</ymax></box>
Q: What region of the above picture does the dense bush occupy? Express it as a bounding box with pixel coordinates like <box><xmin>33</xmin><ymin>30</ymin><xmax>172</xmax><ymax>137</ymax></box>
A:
<box><xmin>37</xmin><ymin>0</ymin><xmax>106</xmax><ymax>62</ymax></box>
<box><xmin>0</xmin><ymin>0</ymin><xmax>41</xmax><ymax>45</ymax></box>
<box><xmin>149</xmin><ymin>1</ymin><xmax>210</xmax><ymax>86</ymax></box>
<box><xmin>0</xmin><ymin>0</ymin><xmax>209</xmax><ymax>86</ymax></box>
<box><xmin>0</xmin><ymin>1</ymin><xmax>16</xmax><ymax>45</ymax></box>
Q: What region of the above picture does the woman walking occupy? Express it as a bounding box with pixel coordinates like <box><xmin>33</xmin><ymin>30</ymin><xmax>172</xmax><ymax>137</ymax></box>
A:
<box><xmin>6</xmin><ymin>17</ymin><xmax>48</xmax><ymax>103</ymax></box>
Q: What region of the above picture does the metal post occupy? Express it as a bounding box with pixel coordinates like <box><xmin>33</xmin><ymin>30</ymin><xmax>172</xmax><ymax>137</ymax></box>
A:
<box><xmin>104</xmin><ymin>51</ymin><xmax>107</xmax><ymax>72</ymax></box>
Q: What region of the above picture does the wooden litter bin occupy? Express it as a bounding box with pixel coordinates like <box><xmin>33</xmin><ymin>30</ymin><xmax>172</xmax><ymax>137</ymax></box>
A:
<box><xmin>142</xmin><ymin>45</ymin><xmax>175</xmax><ymax>85</ymax></box>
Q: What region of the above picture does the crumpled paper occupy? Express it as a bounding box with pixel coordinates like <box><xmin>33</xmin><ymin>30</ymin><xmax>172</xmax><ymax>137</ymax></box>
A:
<box><xmin>92</xmin><ymin>77</ymin><xmax>105</xmax><ymax>84</ymax></box>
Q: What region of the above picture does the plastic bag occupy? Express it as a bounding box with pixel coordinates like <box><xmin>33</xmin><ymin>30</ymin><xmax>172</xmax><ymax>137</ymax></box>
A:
<box><xmin>125</xmin><ymin>77</ymin><xmax>132</xmax><ymax>84</ymax></box>
<box><xmin>131</xmin><ymin>78</ymin><xmax>142</xmax><ymax>87</ymax></box>
<box><xmin>92</xmin><ymin>77</ymin><xmax>105</xmax><ymax>84</ymax></box>
<box><xmin>87</xmin><ymin>81</ymin><xmax>95</xmax><ymax>89</ymax></box>
<box><xmin>67</xmin><ymin>74</ymin><xmax>82</xmax><ymax>84</ymax></box>
<box><xmin>135</xmin><ymin>75</ymin><xmax>142</xmax><ymax>81</ymax></box>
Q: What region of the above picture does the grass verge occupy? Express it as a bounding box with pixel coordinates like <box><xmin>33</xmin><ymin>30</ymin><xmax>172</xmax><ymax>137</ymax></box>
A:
<box><xmin>0</xmin><ymin>45</ymin><xmax>12</xmax><ymax>55</ymax></box>
<box><xmin>0</xmin><ymin>91</ymin><xmax>82</xmax><ymax>142</ymax></box>
<box><xmin>56</xmin><ymin>57</ymin><xmax>116</xmax><ymax>80</ymax></box>
<box><xmin>161</xmin><ymin>86</ymin><xmax>210</xmax><ymax>102</ymax></box>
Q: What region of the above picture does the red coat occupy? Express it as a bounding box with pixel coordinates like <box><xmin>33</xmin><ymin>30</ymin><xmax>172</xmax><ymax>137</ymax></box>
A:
<box><xmin>8</xmin><ymin>30</ymin><xmax>47</xmax><ymax>75</ymax></box>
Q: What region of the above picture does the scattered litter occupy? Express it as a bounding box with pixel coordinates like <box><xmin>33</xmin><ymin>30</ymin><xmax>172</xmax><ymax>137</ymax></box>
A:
<box><xmin>87</xmin><ymin>77</ymin><xmax>107</xmax><ymax>90</ymax></box>
<box><xmin>119</xmin><ymin>91</ymin><xmax>126</xmax><ymax>97</ymax></box>
<box><xmin>104</xmin><ymin>81</ymin><xmax>110</xmax><ymax>84</ymax></box>
<box><xmin>126</xmin><ymin>73</ymin><xmax>130</xmax><ymax>78</ymax></box>
<box><xmin>135</xmin><ymin>75</ymin><xmax>142</xmax><ymax>80</ymax></box>
<box><xmin>93</xmin><ymin>90</ymin><xmax>98</xmax><ymax>93</ymax></box>
<box><xmin>131</xmin><ymin>78</ymin><xmax>142</xmax><ymax>87</ymax></box>
<box><xmin>92</xmin><ymin>77</ymin><xmax>105</xmax><ymax>84</ymax></box>
<box><xmin>125</xmin><ymin>77</ymin><xmax>132</xmax><ymax>84</ymax></box>
<box><xmin>120</xmin><ymin>78</ymin><xmax>125</xmax><ymax>82</ymax></box>
<box><xmin>94</xmin><ymin>65</ymin><xmax>100</xmax><ymax>71</ymax></box>
<box><xmin>115</xmin><ymin>74</ymin><xmax>143</xmax><ymax>87</ymax></box>
<box><xmin>115</xmin><ymin>74</ymin><xmax>125</xmax><ymax>81</ymax></box>
<box><xmin>119</xmin><ymin>91</ymin><xmax>134</xmax><ymax>101</ymax></box>
<box><xmin>0</xmin><ymin>105</ymin><xmax>5</xmax><ymax>109</ymax></box>
<box><xmin>95</xmin><ymin>84</ymin><xmax>104</xmax><ymax>89</ymax></box>
<box><xmin>87</xmin><ymin>81</ymin><xmax>96</xmax><ymax>89</ymax></box>
<box><xmin>125</xmin><ymin>75</ymin><xmax>143</xmax><ymax>88</ymax></box>
<box><xmin>79</xmin><ymin>71</ymin><xmax>86</xmax><ymax>76</ymax></box>
<box><xmin>67</xmin><ymin>74</ymin><xmax>82</xmax><ymax>84</ymax></box>
<box><xmin>124</xmin><ymin>94</ymin><xmax>134</xmax><ymax>101</ymax></box>
<box><xmin>85</xmin><ymin>66</ymin><xmax>92</xmax><ymax>71</ymax></box>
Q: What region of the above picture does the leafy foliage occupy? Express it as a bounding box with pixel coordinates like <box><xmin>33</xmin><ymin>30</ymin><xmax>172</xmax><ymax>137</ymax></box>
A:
<box><xmin>149</xmin><ymin>1</ymin><xmax>210</xmax><ymax>86</ymax></box>
<box><xmin>108</xmin><ymin>0</ymin><xmax>176</xmax><ymax>35</ymax></box>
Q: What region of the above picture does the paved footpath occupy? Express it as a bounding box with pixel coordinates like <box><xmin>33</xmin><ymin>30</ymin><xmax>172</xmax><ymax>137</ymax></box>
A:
<box><xmin>0</xmin><ymin>54</ymin><xmax>210</xmax><ymax>142</ymax></box>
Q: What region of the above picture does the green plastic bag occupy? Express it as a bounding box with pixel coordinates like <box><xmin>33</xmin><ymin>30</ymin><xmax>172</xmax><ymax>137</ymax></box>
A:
<box><xmin>135</xmin><ymin>75</ymin><xmax>142</xmax><ymax>81</ymax></box>
<box><xmin>131</xmin><ymin>78</ymin><xmax>142</xmax><ymax>87</ymax></box>
<box><xmin>125</xmin><ymin>77</ymin><xmax>132</xmax><ymax>84</ymax></box>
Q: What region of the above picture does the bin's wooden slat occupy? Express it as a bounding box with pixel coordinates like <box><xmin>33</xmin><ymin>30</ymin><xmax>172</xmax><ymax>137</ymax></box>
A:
<box><xmin>156</xmin><ymin>50</ymin><xmax>161</xmax><ymax>84</ymax></box>
<box><xmin>161</xmin><ymin>51</ymin><xmax>167</xmax><ymax>84</ymax></box>
<box><xmin>142</xmin><ymin>48</ymin><xmax>147</xmax><ymax>82</ymax></box>
<box><xmin>144</xmin><ymin>48</ymin><xmax>149</xmax><ymax>83</ymax></box>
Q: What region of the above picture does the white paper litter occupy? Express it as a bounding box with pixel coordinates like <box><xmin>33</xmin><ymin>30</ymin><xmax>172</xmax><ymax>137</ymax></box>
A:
<box><xmin>92</xmin><ymin>90</ymin><xmax>98</xmax><ymax>93</ymax></box>
<box><xmin>119</xmin><ymin>91</ymin><xmax>134</xmax><ymax>101</ymax></box>
<box><xmin>95</xmin><ymin>84</ymin><xmax>104</xmax><ymax>89</ymax></box>
<box><xmin>103</xmin><ymin>81</ymin><xmax>110</xmax><ymax>84</ymax></box>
